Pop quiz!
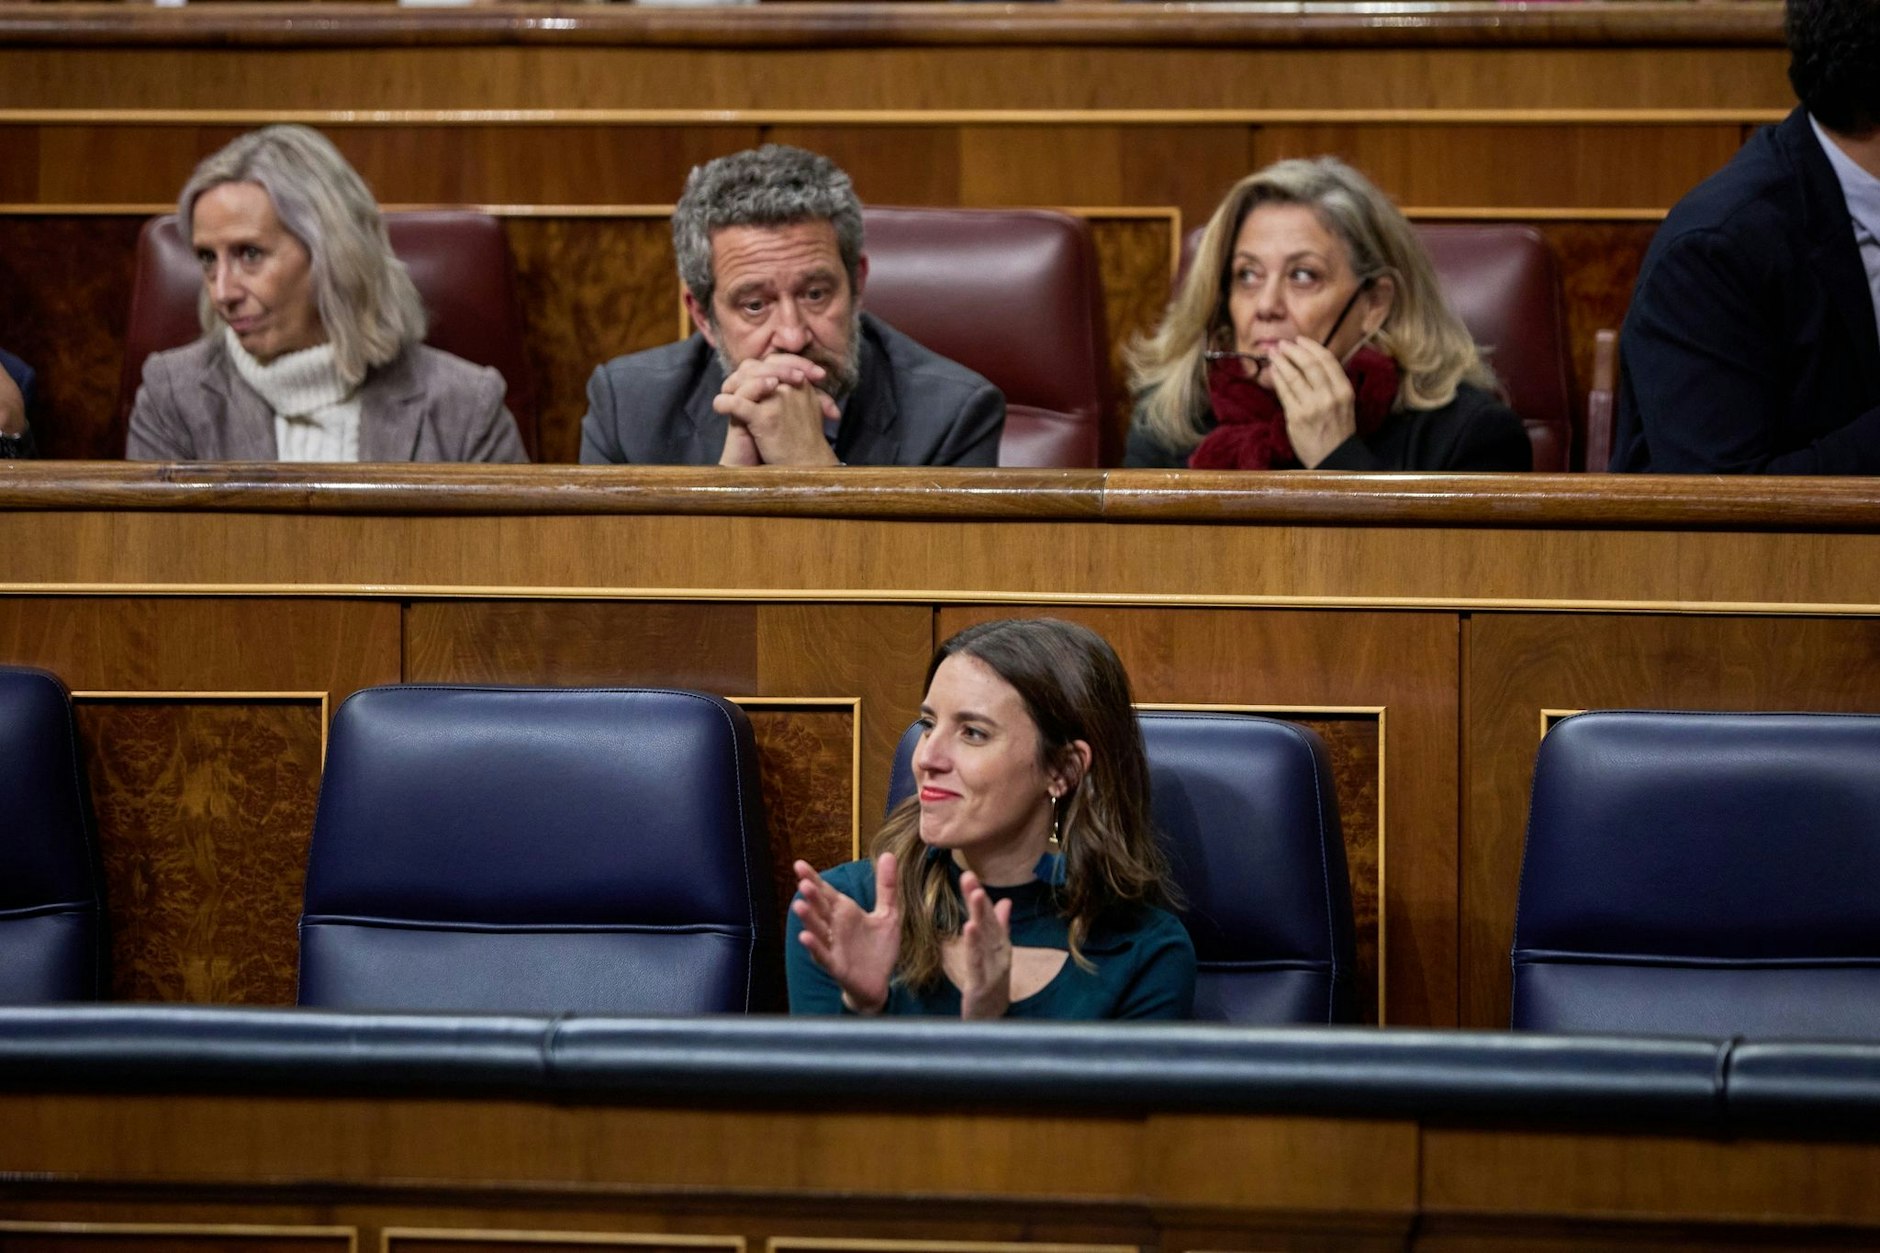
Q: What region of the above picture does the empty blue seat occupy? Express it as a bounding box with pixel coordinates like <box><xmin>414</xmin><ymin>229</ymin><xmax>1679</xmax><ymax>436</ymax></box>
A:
<box><xmin>1513</xmin><ymin>711</ymin><xmax>1880</xmax><ymax>1038</ymax></box>
<box><xmin>299</xmin><ymin>685</ymin><xmax>782</xmax><ymax>1014</ymax></box>
<box><xmin>889</xmin><ymin>710</ymin><xmax>1356</xmax><ymax>1023</ymax></box>
<box><xmin>0</xmin><ymin>666</ymin><xmax>106</xmax><ymax>1002</ymax></box>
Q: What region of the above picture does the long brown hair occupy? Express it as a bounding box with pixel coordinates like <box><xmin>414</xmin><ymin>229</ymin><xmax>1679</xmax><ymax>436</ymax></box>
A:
<box><xmin>875</xmin><ymin>618</ymin><xmax>1175</xmax><ymax>991</ymax></box>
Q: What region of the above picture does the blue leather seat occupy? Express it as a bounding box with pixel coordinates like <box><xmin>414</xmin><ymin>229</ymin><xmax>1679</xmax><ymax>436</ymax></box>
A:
<box><xmin>1513</xmin><ymin>711</ymin><xmax>1880</xmax><ymax>1038</ymax></box>
<box><xmin>889</xmin><ymin>711</ymin><xmax>1356</xmax><ymax>1023</ymax></box>
<box><xmin>299</xmin><ymin>686</ymin><xmax>782</xmax><ymax>1014</ymax></box>
<box><xmin>0</xmin><ymin>666</ymin><xmax>106</xmax><ymax>1002</ymax></box>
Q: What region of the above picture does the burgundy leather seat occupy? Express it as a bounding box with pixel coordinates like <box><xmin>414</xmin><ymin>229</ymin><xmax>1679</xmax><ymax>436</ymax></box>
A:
<box><xmin>1181</xmin><ymin>223</ymin><xmax>1576</xmax><ymax>471</ymax></box>
<box><xmin>1415</xmin><ymin>224</ymin><xmax>1575</xmax><ymax>472</ymax></box>
<box><xmin>861</xmin><ymin>207</ymin><xmax>1110</xmax><ymax>468</ymax></box>
<box><xmin>117</xmin><ymin>212</ymin><xmax>539</xmax><ymax>458</ymax></box>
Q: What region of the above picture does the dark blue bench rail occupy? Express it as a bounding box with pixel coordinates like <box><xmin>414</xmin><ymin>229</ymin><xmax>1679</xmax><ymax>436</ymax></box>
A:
<box><xmin>3</xmin><ymin>1005</ymin><xmax>1875</xmax><ymax>1136</ymax></box>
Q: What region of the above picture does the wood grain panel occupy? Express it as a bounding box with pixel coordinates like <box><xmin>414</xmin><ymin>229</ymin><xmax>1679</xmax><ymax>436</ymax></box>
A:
<box><xmin>12</xmin><ymin>122</ymin><xmax>756</xmax><ymax>210</ymax></box>
<box><xmin>938</xmin><ymin>606</ymin><xmax>1456</xmax><ymax>1026</ymax></box>
<box><xmin>1254</xmin><ymin>124</ymin><xmax>1744</xmax><ymax>211</ymax></box>
<box><xmin>0</xmin><ymin>1231</ymin><xmax>349</xmax><ymax>1253</ymax></box>
<box><xmin>1463</xmin><ymin>614</ymin><xmax>1880</xmax><ymax>1029</ymax></box>
<box><xmin>1423</xmin><ymin>1126</ymin><xmax>1880</xmax><ymax>1228</ymax></box>
<box><xmin>403</xmin><ymin>602</ymin><xmax>761</xmax><ymax>691</ymax></box>
<box><xmin>75</xmin><ymin>697</ymin><xmax>323</xmax><ymax>1004</ymax></box>
<box><xmin>764</xmin><ymin>127</ymin><xmax>963</xmax><ymax>207</ymax></box>
<box><xmin>0</xmin><ymin>47</ymin><xmax>1791</xmax><ymax>113</ymax></box>
<box><xmin>0</xmin><ymin>599</ymin><xmax>401</xmax><ymax>699</ymax></box>
<box><xmin>29</xmin><ymin>124</ymin><xmax>244</xmax><ymax>206</ymax></box>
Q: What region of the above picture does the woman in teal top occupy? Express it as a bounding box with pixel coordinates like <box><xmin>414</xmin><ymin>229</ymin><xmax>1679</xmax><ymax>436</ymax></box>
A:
<box><xmin>787</xmin><ymin>618</ymin><xmax>1197</xmax><ymax>1020</ymax></box>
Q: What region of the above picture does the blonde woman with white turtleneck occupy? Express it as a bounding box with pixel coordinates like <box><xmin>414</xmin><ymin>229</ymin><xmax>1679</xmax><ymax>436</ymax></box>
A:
<box><xmin>127</xmin><ymin>125</ymin><xmax>525</xmax><ymax>464</ymax></box>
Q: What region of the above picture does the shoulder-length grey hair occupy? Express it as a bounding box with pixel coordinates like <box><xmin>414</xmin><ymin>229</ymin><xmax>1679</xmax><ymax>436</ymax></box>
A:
<box><xmin>180</xmin><ymin>124</ymin><xmax>425</xmax><ymax>387</ymax></box>
<box><xmin>1127</xmin><ymin>156</ymin><xmax>1495</xmax><ymax>454</ymax></box>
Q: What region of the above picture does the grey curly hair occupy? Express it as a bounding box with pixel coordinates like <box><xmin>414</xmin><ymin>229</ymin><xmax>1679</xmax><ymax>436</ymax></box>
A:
<box><xmin>672</xmin><ymin>144</ymin><xmax>865</xmax><ymax>318</ymax></box>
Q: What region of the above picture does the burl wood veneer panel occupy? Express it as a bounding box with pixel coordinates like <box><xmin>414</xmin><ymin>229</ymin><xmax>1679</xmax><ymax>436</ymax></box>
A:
<box><xmin>0</xmin><ymin>215</ymin><xmax>147</xmax><ymax>459</ymax></box>
<box><xmin>77</xmin><ymin>697</ymin><xmax>323</xmax><ymax>1004</ymax></box>
<box><xmin>744</xmin><ymin>705</ymin><xmax>858</xmax><ymax>922</ymax></box>
<box><xmin>403</xmin><ymin>600</ymin><xmax>929</xmax><ymax>859</ymax></box>
<box><xmin>1464</xmin><ymin>614</ymin><xmax>1880</xmax><ymax>1029</ymax></box>
<box><xmin>504</xmin><ymin>217</ymin><xmax>682</xmax><ymax>465</ymax></box>
<box><xmin>938</xmin><ymin>605</ymin><xmax>1457</xmax><ymax>1027</ymax></box>
<box><xmin>1091</xmin><ymin>215</ymin><xmax>1179</xmax><ymax>467</ymax></box>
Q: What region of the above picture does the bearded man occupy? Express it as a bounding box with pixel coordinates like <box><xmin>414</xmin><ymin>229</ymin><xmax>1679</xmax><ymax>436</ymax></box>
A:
<box><xmin>581</xmin><ymin>145</ymin><xmax>1005</xmax><ymax>468</ymax></box>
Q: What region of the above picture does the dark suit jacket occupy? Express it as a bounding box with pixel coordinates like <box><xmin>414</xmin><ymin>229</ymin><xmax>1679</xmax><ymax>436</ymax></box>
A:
<box><xmin>579</xmin><ymin>313</ymin><xmax>1005</xmax><ymax>466</ymax></box>
<box><xmin>1123</xmin><ymin>382</ymin><xmax>1531</xmax><ymax>471</ymax></box>
<box><xmin>1612</xmin><ymin>108</ymin><xmax>1880</xmax><ymax>473</ymax></box>
<box><xmin>127</xmin><ymin>335</ymin><xmax>527</xmax><ymax>463</ymax></box>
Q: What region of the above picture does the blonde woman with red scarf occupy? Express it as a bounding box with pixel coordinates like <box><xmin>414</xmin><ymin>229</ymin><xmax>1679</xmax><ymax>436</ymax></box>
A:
<box><xmin>1125</xmin><ymin>158</ymin><xmax>1530</xmax><ymax>472</ymax></box>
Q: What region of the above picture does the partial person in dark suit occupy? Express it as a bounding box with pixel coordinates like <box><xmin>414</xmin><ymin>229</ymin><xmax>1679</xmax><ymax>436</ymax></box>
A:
<box><xmin>0</xmin><ymin>348</ymin><xmax>36</xmax><ymax>458</ymax></box>
<box><xmin>1123</xmin><ymin>157</ymin><xmax>1529</xmax><ymax>472</ymax></box>
<box><xmin>1611</xmin><ymin>0</ymin><xmax>1880</xmax><ymax>473</ymax></box>
<box><xmin>127</xmin><ymin>125</ymin><xmax>525</xmax><ymax>463</ymax></box>
<box><xmin>580</xmin><ymin>145</ymin><xmax>1004</xmax><ymax>467</ymax></box>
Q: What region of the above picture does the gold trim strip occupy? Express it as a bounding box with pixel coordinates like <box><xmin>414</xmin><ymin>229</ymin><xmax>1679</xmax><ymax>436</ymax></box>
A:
<box><xmin>1540</xmin><ymin>707</ymin><xmax>1587</xmax><ymax>738</ymax></box>
<box><xmin>770</xmin><ymin>1234</ymin><xmax>1135</xmax><ymax>1241</ymax></box>
<box><xmin>10</xmin><ymin>584</ymin><xmax>1880</xmax><ymax>617</ymax></box>
<box><xmin>384</xmin><ymin>1230</ymin><xmax>742</xmax><ymax>1252</ymax></box>
<box><xmin>0</xmin><ymin>108</ymin><xmax>1792</xmax><ymax>127</ymax></box>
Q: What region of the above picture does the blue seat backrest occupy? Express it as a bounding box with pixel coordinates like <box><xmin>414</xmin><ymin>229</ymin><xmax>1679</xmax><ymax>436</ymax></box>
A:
<box><xmin>888</xmin><ymin>710</ymin><xmax>1356</xmax><ymax>1023</ymax></box>
<box><xmin>1514</xmin><ymin>710</ymin><xmax>1880</xmax><ymax>1038</ymax></box>
<box><xmin>298</xmin><ymin>685</ymin><xmax>782</xmax><ymax>1014</ymax></box>
<box><xmin>0</xmin><ymin>666</ymin><xmax>106</xmax><ymax>1002</ymax></box>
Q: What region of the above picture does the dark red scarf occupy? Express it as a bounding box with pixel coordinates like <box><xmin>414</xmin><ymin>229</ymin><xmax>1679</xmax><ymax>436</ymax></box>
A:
<box><xmin>1187</xmin><ymin>347</ymin><xmax>1400</xmax><ymax>470</ymax></box>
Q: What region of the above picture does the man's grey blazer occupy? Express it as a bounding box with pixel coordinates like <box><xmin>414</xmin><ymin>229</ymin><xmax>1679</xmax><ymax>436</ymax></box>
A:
<box><xmin>579</xmin><ymin>313</ymin><xmax>1005</xmax><ymax>466</ymax></box>
<box><xmin>127</xmin><ymin>334</ymin><xmax>527</xmax><ymax>462</ymax></box>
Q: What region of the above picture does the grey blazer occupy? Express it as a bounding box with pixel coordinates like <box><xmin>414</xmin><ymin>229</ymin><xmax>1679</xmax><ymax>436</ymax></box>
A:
<box><xmin>578</xmin><ymin>313</ymin><xmax>1005</xmax><ymax>466</ymax></box>
<box><xmin>127</xmin><ymin>335</ymin><xmax>527</xmax><ymax>463</ymax></box>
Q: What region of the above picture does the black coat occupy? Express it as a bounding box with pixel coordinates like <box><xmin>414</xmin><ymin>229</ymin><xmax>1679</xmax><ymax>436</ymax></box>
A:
<box><xmin>1611</xmin><ymin>108</ymin><xmax>1880</xmax><ymax>473</ymax></box>
<box><xmin>1123</xmin><ymin>381</ymin><xmax>1531</xmax><ymax>471</ymax></box>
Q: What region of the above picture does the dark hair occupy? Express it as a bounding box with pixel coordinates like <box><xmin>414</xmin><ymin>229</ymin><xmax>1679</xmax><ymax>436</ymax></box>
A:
<box><xmin>1787</xmin><ymin>0</ymin><xmax>1880</xmax><ymax>133</ymax></box>
<box><xmin>873</xmin><ymin>617</ymin><xmax>1175</xmax><ymax>989</ymax></box>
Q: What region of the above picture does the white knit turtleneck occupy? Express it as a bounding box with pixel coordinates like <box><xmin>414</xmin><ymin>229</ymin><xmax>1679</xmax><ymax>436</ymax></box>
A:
<box><xmin>225</xmin><ymin>327</ymin><xmax>363</xmax><ymax>461</ymax></box>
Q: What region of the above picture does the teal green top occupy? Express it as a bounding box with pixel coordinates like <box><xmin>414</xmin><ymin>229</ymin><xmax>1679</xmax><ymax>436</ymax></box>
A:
<box><xmin>786</xmin><ymin>853</ymin><xmax>1197</xmax><ymax>1020</ymax></box>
